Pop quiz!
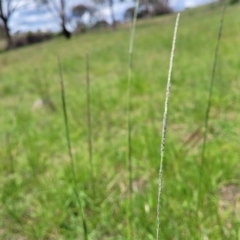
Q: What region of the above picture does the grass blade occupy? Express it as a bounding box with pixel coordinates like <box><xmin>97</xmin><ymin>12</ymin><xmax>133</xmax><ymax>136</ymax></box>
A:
<box><xmin>126</xmin><ymin>1</ymin><xmax>139</xmax><ymax>239</ymax></box>
<box><xmin>58</xmin><ymin>57</ymin><xmax>88</xmax><ymax>240</ymax></box>
<box><xmin>156</xmin><ymin>13</ymin><xmax>180</xmax><ymax>240</ymax></box>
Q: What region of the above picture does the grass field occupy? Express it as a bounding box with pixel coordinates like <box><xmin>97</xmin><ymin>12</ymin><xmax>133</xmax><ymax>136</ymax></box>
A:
<box><xmin>1</xmin><ymin>3</ymin><xmax>240</xmax><ymax>239</ymax></box>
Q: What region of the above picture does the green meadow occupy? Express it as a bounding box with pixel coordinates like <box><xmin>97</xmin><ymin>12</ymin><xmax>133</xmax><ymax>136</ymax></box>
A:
<box><xmin>0</xmin><ymin>3</ymin><xmax>240</xmax><ymax>239</ymax></box>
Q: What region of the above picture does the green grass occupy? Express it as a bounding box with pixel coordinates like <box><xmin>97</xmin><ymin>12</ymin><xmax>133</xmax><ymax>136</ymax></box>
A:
<box><xmin>1</xmin><ymin>3</ymin><xmax>240</xmax><ymax>239</ymax></box>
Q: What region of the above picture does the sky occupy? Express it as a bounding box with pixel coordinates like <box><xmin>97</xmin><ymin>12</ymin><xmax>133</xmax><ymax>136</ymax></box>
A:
<box><xmin>7</xmin><ymin>0</ymin><xmax>217</xmax><ymax>34</ymax></box>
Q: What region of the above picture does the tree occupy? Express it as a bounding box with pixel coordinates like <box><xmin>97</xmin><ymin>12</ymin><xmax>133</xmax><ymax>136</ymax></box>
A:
<box><xmin>141</xmin><ymin>0</ymin><xmax>172</xmax><ymax>16</ymax></box>
<box><xmin>0</xmin><ymin>0</ymin><xmax>28</xmax><ymax>49</ymax></box>
<box><xmin>93</xmin><ymin>0</ymin><xmax>116</xmax><ymax>29</ymax></box>
<box><xmin>229</xmin><ymin>0</ymin><xmax>240</xmax><ymax>4</ymax></box>
<box><xmin>37</xmin><ymin>0</ymin><xmax>71</xmax><ymax>39</ymax></box>
<box><xmin>72</xmin><ymin>4</ymin><xmax>96</xmax><ymax>26</ymax></box>
<box><xmin>72</xmin><ymin>4</ymin><xmax>90</xmax><ymax>19</ymax></box>
<box><xmin>124</xmin><ymin>0</ymin><xmax>171</xmax><ymax>21</ymax></box>
<box><xmin>108</xmin><ymin>0</ymin><xmax>116</xmax><ymax>29</ymax></box>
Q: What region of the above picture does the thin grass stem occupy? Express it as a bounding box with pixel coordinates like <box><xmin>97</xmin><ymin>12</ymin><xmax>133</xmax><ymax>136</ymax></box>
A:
<box><xmin>58</xmin><ymin>57</ymin><xmax>88</xmax><ymax>240</ymax></box>
<box><xmin>58</xmin><ymin>57</ymin><xmax>76</xmax><ymax>179</ymax></box>
<box><xmin>196</xmin><ymin>0</ymin><xmax>227</xmax><ymax>218</ymax></box>
<box><xmin>126</xmin><ymin>1</ymin><xmax>139</xmax><ymax>239</ymax></box>
<box><xmin>5</xmin><ymin>132</ymin><xmax>14</xmax><ymax>175</ymax></box>
<box><xmin>195</xmin><ymin>1</ymin><xmax>227</xmax><ymax>237</ymax></box>
<box><xmin>156</xmin><ymin>13</ymin><xmax>180</xmax><ymax>240</ymax></box>
<box><xmin>85</xmin><ymin>53</ymin><xmax>95</xmax><ymax>197</ymax></box>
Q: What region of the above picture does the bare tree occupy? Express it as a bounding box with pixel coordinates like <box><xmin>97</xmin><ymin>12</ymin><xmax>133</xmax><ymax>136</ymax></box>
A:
<box><xmin>0</xmin><ymin>0</ymin><xmax>28</xmax><ymax>49</ymax></box>
<box><xmin>37</xmin><ymin>0</ymin><xmax>71</xmax><ymax>38</ymax></box>
<box><xmin>108</xmin><ymin>0</ymin><xmax>116</xmax><ymax>29</ymax></box>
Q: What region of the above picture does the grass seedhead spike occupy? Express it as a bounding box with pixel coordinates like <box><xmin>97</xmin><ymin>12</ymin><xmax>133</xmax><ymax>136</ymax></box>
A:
<box><xmin>156</xmin><ymin>13</ymin><xmax>180</xmax><ymax>240</ymax></box>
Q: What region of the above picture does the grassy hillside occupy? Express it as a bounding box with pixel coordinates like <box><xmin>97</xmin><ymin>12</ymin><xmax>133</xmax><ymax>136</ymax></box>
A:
<box><xmin>1</xmin><ymin>3</ymin><xmax>240</xmax><ymax>239</ymax></box>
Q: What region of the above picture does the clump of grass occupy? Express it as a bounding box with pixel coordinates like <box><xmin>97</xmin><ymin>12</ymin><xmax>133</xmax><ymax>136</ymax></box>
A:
<box><xmin>1</xmin><ymin>5</ymin><xmax>239</xmax><ymax>238</ymax></box>
<box><xmin>156</xmin><ymin>13</ymin><xmax>180</xmax><ymax>240</ymax></box>
<box><xmin>58</xmin><ymin>57</ymin><xmax>88</xmax><ymax>240</ymax></box>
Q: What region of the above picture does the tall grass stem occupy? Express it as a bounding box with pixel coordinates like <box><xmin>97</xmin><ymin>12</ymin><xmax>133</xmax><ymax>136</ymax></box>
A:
<box><xmin>58</xmin><ymin>57</ymin><xmax>76</xmax><ymax>179</ymax></box>
<box><xmin>156</xmin><ymin>13</ymin><xmax>180</xmax><ymax>240</ymax></box>
<box><xmin>5</xmin><ymin>132</ymin><xmax>14</xmax><ymax>175</ymax></box>
<box><xmin>58</xmin><ymin>57</ymin><xmax>88</xmax><ymax>240</ymax></box>
<box><xmin>196</xmin><ymin>0</ymin><xmax>227</xmax><ymax>214</ymax></box>
<box><xmin>126</xmin><ymin>1</ymin><xmax>139</xmax><ymax>239</ymax></box>
<box><xmin>85</xmin><ymin>53</ymin><xmax>95</xmax><ymax>196</ymax></box>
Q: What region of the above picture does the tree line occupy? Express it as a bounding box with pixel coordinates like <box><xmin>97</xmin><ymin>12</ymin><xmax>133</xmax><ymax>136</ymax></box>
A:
<box><xmin>0</xmin><ymin>0</ymin><xmax>173</xmax><ymax>49</ymax></box>
<box><xmin>0</xmin><ymin>0</ymin><xmax>72</xmax><ymax>49</ymax></box>
<box><xmin>0</xmin><ymin>0</ymin><xmax>235</xmax><ymax>50</ymax></box>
